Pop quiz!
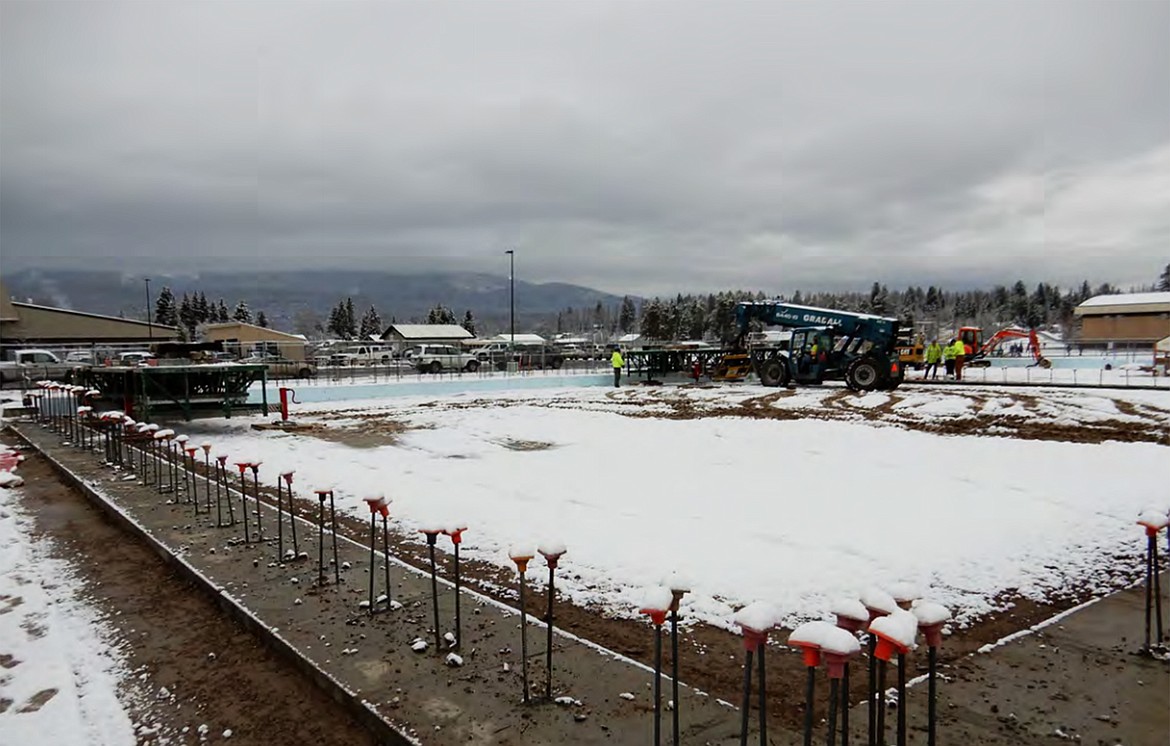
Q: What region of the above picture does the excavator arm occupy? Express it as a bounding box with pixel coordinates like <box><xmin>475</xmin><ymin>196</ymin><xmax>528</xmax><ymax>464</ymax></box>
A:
<box><xmin>973</xmin><ymin>328</ymin><xmax>1051</xmax><ymax>368</ymax></box>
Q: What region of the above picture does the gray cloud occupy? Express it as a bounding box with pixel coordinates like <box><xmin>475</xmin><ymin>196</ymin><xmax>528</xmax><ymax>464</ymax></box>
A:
<box><xmin>2</xmin><ymin>0</ymin><xmax>1167</xmax><ymax>297</ymax></box>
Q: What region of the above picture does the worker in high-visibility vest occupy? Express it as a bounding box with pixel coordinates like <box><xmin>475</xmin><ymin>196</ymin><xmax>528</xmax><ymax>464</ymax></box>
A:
<box><xmin>943</xmin><ymin>338</ymin><xmax>959</xmax><ymax>379</ymax></box>
<box><xmin>611</xmin><ymin>347</ymin><xmax>624</xmax><ymax>388</ymax></box>
<box><xmin>955</xmin><ymin>338</ymin><xmax>970</xmax><ymax>381</ymax></box>
<box><xmin>924</xmin><ymin>339</ymin><xmax>943</xmax><ymax>380</ymax></box>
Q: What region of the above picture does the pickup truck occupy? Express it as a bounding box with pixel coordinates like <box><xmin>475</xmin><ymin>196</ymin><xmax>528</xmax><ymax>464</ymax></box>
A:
<box><xmin>0</xmin><ymin>349</ymin><xmax>85</xmax><ymax>384</ymax></box>
<box><xmin>325</xmin><ymin>345</ymin><xmax>395</xmax><ymax>366</ymax></box>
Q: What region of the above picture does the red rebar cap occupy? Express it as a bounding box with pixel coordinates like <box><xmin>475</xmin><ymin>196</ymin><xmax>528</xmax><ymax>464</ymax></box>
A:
<box><xmin>824</xmin><ymin>650</ymin><xmax>855</xmax><ymax>679</ymax></box>
<box><xmin>538</xmin><ymin>540</ymin><xmax>566</xmax><ymax>568</ymax></box>
<box><xmin>446</xmin><ymin>526</ymin><xmax>468</xmax><ymax>545</ymax></box>
<box><xmin>835</xmin><ymin>614</ymin><xmax>866</xmax><ymax>634</ymax></box>
<box><xmin>1137</xmin><ymin>511</ymin><xmax>1168</xmax><ymax>537</ymax></box>
<box><xmin>235</xmin><ymin>462</ymin><xmax>251</xmax><ymax>473</ymax></box>
<box><xmin>363</xmin><ymin>496</ymin><xmax>387</xmax><ymax>514</ymax></box>
<box><xmin>280</xmin><ymin>470</ymin><xmax>294</xmax><ymax>481</ymax></box>
<box><xmin>919</xmin><ymin>622</ymin><xmax>945</xmax><ymax>648</ymax></box>
<box><xmin>200</xmin><ymin>442</ymin><xmax>212</xmax><ymax>452</ymax></box>
<box><xmin>313</xmin><ymin>488</ymin><xmax>332</xmax><ymax>500</ymax></box>
<box><xmin>216</xmin><ymin>455</ymin><xmax>229</xmax><ymax>463</ymax></box>
<box><xmin>869</xmin><ymin>611</ymin><xmax>918</xmax><ymax>662</ymax></box>
<box><xmin>640</xmin><ymin>607</ymin><xmax>668</xmax><ymax>626</ymax></box>
<box><xmin>734</xmin><ymin>601</ymin><xmax>779</xmax><ymax>652</ymax></box>
<box><xmin>185</xmin><ymin>447</ymin><xmax>197</xmax><ymax>455</ymax></box>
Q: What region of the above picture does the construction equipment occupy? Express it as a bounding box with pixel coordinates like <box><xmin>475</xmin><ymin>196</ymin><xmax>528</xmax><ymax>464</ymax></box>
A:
<box><xmin>958</xmin><ymin>326</ymin><xmax>1051</xmax><ymax>368</ymax></box>
<box><xmin>731</xmin><ymin>302</ymin><xmax>905</xmax><ymax>391</ymax></box>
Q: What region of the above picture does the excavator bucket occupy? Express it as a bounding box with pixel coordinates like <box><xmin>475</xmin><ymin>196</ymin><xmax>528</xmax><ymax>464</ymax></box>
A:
<box><xmin>712</xmin><ymin>353</ymin><xmax>752</xmax><ymax>382</ymax></box>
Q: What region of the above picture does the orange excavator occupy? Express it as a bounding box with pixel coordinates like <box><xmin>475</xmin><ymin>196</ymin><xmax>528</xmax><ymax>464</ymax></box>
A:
<box><xmin>958</xmin><ymin>326</ymin><xmax>1051</xmax><ymax>368</ymax></box>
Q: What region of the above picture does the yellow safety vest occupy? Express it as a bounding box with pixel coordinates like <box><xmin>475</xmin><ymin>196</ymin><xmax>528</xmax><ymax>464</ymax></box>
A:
<box><xmin>611</xmin><ymin>351</ymin><xmax>624</xmax><ymax>368</ymax></box>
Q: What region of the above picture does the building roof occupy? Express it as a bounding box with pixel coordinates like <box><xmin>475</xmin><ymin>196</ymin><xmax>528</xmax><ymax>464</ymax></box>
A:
<box><xmin>491</xmin><ymin>333</ymin><xmax>545</xmax><ymax>345</ymax></box>
<box><xmin>1075</xmin><ymin>292</ymin><xmax>1170</xmax><ymax>315</ymax></box>
<box><xmin>617</xmin><ymin>333</ymin><xmax>642</xmax><ymax>343</ymax></box>
<box><xmin>387</xmin><ymin>324</ymin><xmax>473</xmax><ymax>341</ymax></box>
<box><xmin>9</xmin><ymin>300</ymin><xmax>174</xmax><ymax>329</ymax></box>
<box><xmin>202</xmin><ymin>321</ymin><xmax>307</xmax><ymax>340</ymax></box>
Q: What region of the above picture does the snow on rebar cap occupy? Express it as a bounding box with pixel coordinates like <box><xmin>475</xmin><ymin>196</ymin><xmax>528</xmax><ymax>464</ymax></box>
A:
<box><xmin>146</xmin><ymin>423</ymin><xmax>160</xmax><ymax>431</ymax></box>
<box><xmin>174</xmin><ymin>434</ymin><xmax>189</xmax><ymax>443</ymax></box>
<box><xmin>664</xmin><ymin>570</ymin><xmax>693</xmax><ymax>594</ymax></box>
<box><xmin>418</xmin><ymin>522</ymin><xmax>444</xmax><ymax>535</ymax></box>
<box><xmin>507</xmin><ymin>545</ymin><xmax>535</xmax><ymax>562</ymax></box>
<box><xmin>733</xmin><ymin>601</ymin><xmax>781</xmax><ymax>633</ymax></box>
<box><xmin>788</xmin><ymin>620</ymin><xmax>833</xmax><ymax>648</ymax></box>
<box><xmin>85</xmin><ymin>389</ymin><xmax>101</xmax><ymax>397</ymax></box>
<box><xmin>77</xmin><ymin>406</ymin><xmax>92</xmax><ymax>413</ymax></box>
<box><xmin>538</xmin><ymin>540</ymin><xmax>567</xmax><ymax>557</ymax></box>
<box><xmin>153</xmin><ymin>429</ymin><xmax>175</xmax><ymax>439</ymax></box>
<box><xmin>887</xmin><ymin>581</ymin><xmax>921</xmax><ymax>606</ymax></box>
<box><xmin>870</xmin><ymin>609</ymin><xmax>919</xmax><ymax>650</ymax></box>
<box><xmin>821</xmin><ymin>626</ymin><xmax>862</xmax><ymax>656</ymax></box>
<box><xmin>910</xmin><ymin>600</ymin><xmax>952</xmax><ymax>626</ymax></box>
<box><xmin>136</xmin><ymin>423</ymin><xmax>151</xmax><ymax>432</ymax></box>
<box><xmin>640</xmin><ymin>586</ymin><xmax>674</xmax><ymax>614</ymax></box>
<box><xmin>831</xmin><ymin>598</ymin><xmax>869</xmax><ymax>622</ymax></box>
<box><xmin>1137</xmin><ymin>510</ymin><xmax>1170</xmax><ymax>530</ymax></box>
<box><xmin>860</xmin><ymin>587</ymin><xmax>898</xmax><ymax>615</ymax></box>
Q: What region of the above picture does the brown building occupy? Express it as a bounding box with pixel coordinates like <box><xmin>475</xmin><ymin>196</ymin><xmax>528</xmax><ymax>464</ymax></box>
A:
<box><xmin>201</xmin><ymin>322</ymin><xmax>308</xmax><ymax>360</ymax></box>
<box><xmin>1074</xmin><ymin>292</ymin><xmax>1170</xmax><ymax>348</ymax></box>
<box><xmin>1</xmin><ymin>280</ymin><xmax>179</xmax><ymax>346</ymax></box>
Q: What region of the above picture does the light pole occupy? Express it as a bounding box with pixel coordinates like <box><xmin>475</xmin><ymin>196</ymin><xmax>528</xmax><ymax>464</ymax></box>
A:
<box><xmin>505</xmin><ymin>250</ymin><xmax>515</xmax><ymax>368</ymax></box>
<box><xmin>145</xmin><ymin>277</ymin><xmax>153</xmax><ymax>341</ymax></box>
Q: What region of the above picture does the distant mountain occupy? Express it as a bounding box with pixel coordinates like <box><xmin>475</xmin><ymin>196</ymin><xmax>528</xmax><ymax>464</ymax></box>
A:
<box><xmin>0</xmin><ymin>269</ymin><xmax>634</xmax><ymax>336</ymax></box>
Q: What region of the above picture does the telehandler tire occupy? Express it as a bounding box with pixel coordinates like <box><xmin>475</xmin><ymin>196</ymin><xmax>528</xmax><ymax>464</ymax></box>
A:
<box><xmin>757</xmin><ymin>358</ymin><xmax>789</xmax><ymax>387</ymax></box>
<box><xmin>845</xmin><ymin>357</ymin><xmax>881</xmax><ymax>392</ymax></box>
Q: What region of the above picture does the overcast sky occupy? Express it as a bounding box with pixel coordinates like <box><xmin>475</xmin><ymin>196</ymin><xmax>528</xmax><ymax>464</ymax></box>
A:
<box><xmin>2</xmin><ymin>1</ymin><xmax>1167</xmax><ymax>297</ymax></box>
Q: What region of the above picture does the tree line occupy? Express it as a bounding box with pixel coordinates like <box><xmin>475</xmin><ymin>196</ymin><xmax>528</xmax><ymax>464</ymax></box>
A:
<box><xmin>153</xmin><ymin>263</ymin><xmax>1170</xmax><ymax>343</ymax></box>
<box><xmin>153</xmin><ymin>287</ymin><xmax>266</xmax><ymax>340</ymax></box>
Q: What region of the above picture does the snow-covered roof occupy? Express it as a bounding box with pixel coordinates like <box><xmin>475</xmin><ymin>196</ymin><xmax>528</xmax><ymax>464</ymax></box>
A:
<box><xmin>491</xmin><ymin>333</ymin><xmax>545</xmax><ymax>344</ymax></box>
<box><xmin>1157</xmin><ymin>336</ymin><xmax>1170</xmax><ymax>352</ymax></box>
<box><xmin>1076</xmin><ymin>292</ymin><xmax>1170</xmax><ymax>315</ymax></box>
<box><xmin>617</xmin><ymin>333</ymin><xmax>642</xmax><ymax>343</ymax></box>
<box><xmin>388</xmin><ymin>324</ymin><xmax>473</xmax><ymax>341</ymax></box>
<box><xmin>202</xmin><ymin>321</ymin><xmax>305</xmax><ymax>340</ymax></box>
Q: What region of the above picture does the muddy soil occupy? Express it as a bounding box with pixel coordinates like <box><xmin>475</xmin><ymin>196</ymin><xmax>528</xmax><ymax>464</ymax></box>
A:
<box><xmin>178</xmin><ymin>386</ymin><xmax>1167</xmax><ymax>731</ymax></box>
<box><xmin>5</xmin><ymin>442</ymin><xmax>377</xmax><ymax>746</ymax></box>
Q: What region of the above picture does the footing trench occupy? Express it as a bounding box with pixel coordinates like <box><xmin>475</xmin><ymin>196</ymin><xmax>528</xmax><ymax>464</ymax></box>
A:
<box><xmin>7</xmin><ymin>422</ymin><xmax>747</xmax><ymax>745</ymax></box>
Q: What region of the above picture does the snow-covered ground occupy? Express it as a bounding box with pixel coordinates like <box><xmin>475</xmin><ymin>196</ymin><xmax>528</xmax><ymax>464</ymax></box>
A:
<box><xmin>0</xmin><ymin>481</ymin><xmax>135</xmax><ymax>745</ymax></box>
<box><xmin>183</xmin><ymin>384</ymin><xmax>1169</xmax><ymax>632</ymax></box>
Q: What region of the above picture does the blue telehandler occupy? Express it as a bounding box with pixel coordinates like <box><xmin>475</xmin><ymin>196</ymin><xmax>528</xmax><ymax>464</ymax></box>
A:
<box><xmin>730</xmin><ymin>301</ymin><xmax>905</xmax><ymax>391</ymax></box>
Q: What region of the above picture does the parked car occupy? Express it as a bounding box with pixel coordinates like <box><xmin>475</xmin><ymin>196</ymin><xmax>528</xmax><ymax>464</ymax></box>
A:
<box><xmin>327</xmin><ymin>344</ymin><xmax>394</xmax><ymax>366</ymax></box>
<box><xmin>496</xmin><ymin>344</ymin><xmax>564</xmax><ymax>371</ymax></box>
<box><xmin>0</xmin><ymin>349</ymin><xmax>83</xmax><ymax>384</ymax></box>
<box><xmin>408</xmin><ymin>344</ymin><xmax>480</xmax><ymax>373</ymax></box>
<box><xmin>118</xmin><ymin>351</ymin><xmax>153</xmax><ymax>365</ymax></box>
<box><xmin>247</xmin><ymin>355</ymin><xmax>316</xmax><ymax>379</ymax></box>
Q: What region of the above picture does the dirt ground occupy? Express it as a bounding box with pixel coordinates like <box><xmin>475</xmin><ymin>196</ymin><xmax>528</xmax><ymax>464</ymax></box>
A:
<box><xmin>143</xmin><ymin>385</ymin><xmax>1162</xmax><ymax>733</ymax></box>
<box><xmin>5</xmin><ymin>383</ymin><xmax>1166</xmax><ymax>741</ymax></box>
<box><xmin>5</xmin><ymin>441</ymin><xmax>377</xmax><ymax>746</ymax></box>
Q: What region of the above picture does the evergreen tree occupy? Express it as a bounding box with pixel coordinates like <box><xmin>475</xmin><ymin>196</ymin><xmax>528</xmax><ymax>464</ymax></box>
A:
<box><xmin>640</xmin><ymin>299</ymin><xmax>665</xmax><ymax>340</ymax></box>
<box><xmin>343</xmin><ymin>298</ymin><xmax>357</xmax><ymax>338</ymax></box>
<box><xmin>155</xmin><ymin>287</ymin><xmax>178</xmax><ymax>327</ymax></box>
<box><xmin>426</xmin><ymin>304</ymin><xmax>456</xmax><ymax>324</ymax></box>
<box><xmin>216</xmin><ymin>299</ymin><xmax>230</xmax><ymax>323</ymax></box>
<box><xmin>256</xmin><ymin>311</ymin><xmax>269</xmax><ymax>328</ymax></box>
<box><xmin>195</xmin><ymin>292</ymin><xmax>210</xmax><ymax>324</ymax></box>
<box><xmin>619</xmin><ymin>296</ymin><xmax>637</xmax><ymax>334</ymax></box>
<box><xmin>1159</xmin><ymin>263</ymin><xmax>1170</xmax><ymax>292</ymax></box>
<box><xmin>326</xmin><ymin>302</ymin><xmax>345</xmax><ymax>338</ymax></box>
<box><xmin>232</xmin><ymin>300</ymin><xmax>253</xmax><ymax>324</ymax></box>
<box><xmin>359</xmin><ymin>306</ymin><xmax>383</xmax><ymax>338</ymax></box>
<box><xmin>461</xmin><ymin>309</ymin><xmax>477</xmax><ymax>336</ymax></box>
<box><xmin>178</xmin><ymin>293</ymin><xmax>197</xmax><ymax>338</ymax></box>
